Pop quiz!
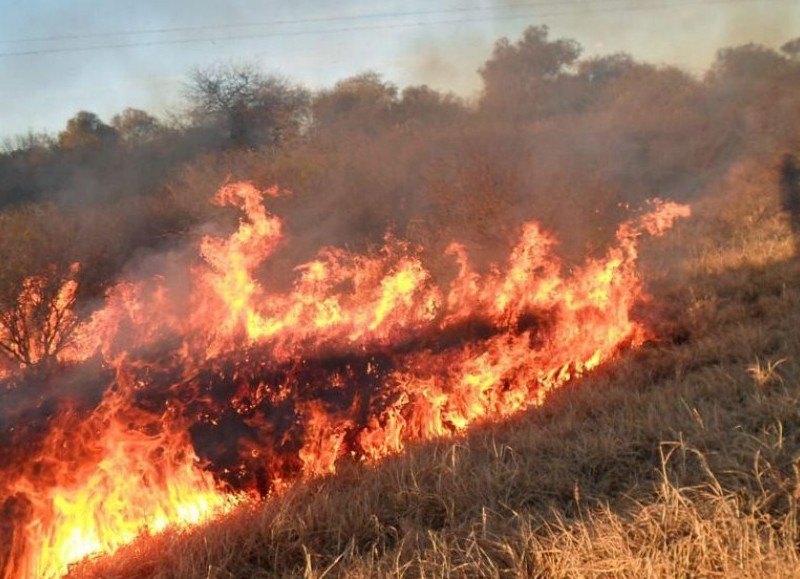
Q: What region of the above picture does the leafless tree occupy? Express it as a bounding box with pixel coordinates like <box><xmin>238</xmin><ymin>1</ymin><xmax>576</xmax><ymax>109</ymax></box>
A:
<box><xmin>185</xmin><ymin>62</ymin><xmax>310</xmax><ymax>149</ymax></box>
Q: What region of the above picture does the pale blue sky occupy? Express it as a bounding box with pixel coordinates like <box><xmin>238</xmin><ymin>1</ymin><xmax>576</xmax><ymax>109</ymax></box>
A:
<box><xmin>1</xmin><ymin>0</ymin><xmax>797</xmax><ymax>139</ymax></box>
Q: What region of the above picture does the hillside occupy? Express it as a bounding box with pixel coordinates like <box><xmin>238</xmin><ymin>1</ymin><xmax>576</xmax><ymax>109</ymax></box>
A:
<box><xmin>61</xmin><ymin>161</ymin><xmax>800</xmax><ymax>578</ymax></box>
<box><xmin>1</xmin><ymin>25</ymin><xmax>799</xmax><ymax>579</ymax></box>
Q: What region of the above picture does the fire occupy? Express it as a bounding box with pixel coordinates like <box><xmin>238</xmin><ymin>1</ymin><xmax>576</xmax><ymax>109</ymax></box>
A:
<box><xmin>1</xmin><ymin>357</ymin><xmax>242</xmax><ymax>578</ymax></box>
<box><xmin>0</xmin><ymin>183</ymin><xmax>689</xmax><ymax>578</ymax></box>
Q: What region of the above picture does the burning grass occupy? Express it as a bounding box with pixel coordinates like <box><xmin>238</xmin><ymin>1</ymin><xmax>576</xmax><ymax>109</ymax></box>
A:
<box><xmin>5</xmin><ymin>169</ymin><xmax>800</xmax><ymax>578</ymax></box>
<box><xmin>63</xmin><ymin>179</ymin><xmax>800</xmax><ymax>578</ymax></box>
<box><xmin>0</xmin><ymin>182</ymin><xmax>689</xmax><ymax>577</ymax></box>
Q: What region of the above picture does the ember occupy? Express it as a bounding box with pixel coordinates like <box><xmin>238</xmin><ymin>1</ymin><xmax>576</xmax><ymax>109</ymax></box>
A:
<box><xmin>0</xmin><ymin>182</ymin><xmax>689</xmax><ymax>578</ymax></box>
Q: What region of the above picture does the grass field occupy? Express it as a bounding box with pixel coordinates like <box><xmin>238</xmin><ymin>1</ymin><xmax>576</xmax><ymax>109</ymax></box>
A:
<box><xmin>67</xmin><ymin>159</ymin><xmax>800</xmax><ymax>578</ymax></box>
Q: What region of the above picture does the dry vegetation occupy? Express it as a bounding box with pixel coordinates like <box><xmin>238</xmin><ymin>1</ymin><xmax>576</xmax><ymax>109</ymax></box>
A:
<box><xmin>63</xmin><ymin>158</ymin><xmax>800</xmax><ymax>578</ymax></box>
<box><xmin>2</xmin><ymin>25</ymin><xmax>800</xmax><ymax>579</ymax></box>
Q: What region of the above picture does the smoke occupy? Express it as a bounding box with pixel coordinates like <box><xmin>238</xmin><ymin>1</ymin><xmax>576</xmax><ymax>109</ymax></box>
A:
<box><xmin>5</xmin><ymin>0</ymin><xmax>800</xmax><ymax>139</ymax></box>
<box><xmin>716</xmin><ymin>2</ymin><xmax>800</xmax><ymax>54</ymax></box>
<box><xmin>399</xmin><ymin>30</ymin><xmax>488</xmax><ymax>98</ymax></box>
<box><xmin>4</xmin><ymin>6</ymin><xmax>800</xmax><ymax>577</ymax></box>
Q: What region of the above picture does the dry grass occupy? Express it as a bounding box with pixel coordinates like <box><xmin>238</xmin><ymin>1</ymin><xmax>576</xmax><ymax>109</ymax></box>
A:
<box><xmin>68</xmin><ymin>163</ymin><xmax>800</xmax><ymax>578</ymax></box>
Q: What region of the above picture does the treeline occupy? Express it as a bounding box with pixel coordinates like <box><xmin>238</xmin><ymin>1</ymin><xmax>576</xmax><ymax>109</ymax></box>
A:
<box><xmin>0</xmin><ymin>25</ymin><xmax>799</xmax><ymax>369</ymax></box>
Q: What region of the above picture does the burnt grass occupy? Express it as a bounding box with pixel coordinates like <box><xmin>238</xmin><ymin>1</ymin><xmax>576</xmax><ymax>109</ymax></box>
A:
<box><xmin>0</xmin><ymin>310</ymin><xmax>550</xmax><ymax>502</ymax></box>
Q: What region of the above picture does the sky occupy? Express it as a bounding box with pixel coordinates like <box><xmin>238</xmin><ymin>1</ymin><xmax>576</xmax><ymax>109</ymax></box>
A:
<box><xmin>1</xmin><ymin>0</ymin><xmax>798</xmax><ymax>139</ymax></box>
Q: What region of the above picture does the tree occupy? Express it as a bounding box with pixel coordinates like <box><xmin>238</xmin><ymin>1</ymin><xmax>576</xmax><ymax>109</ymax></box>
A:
<box><xmin>479</xmin><ymin>25</ymin><xmax>582</xmax><ymax>120</ymax></box>
<box><xmin>709</xmin><ymin>43</ymin><xmax>792</xmax><ymax>82</ymax></box>
<box><xmin>185</xmin><ymin>63</ymin><xmax>310</xmax><ymax>149</ymax></box>
<box><xmin>312</xmin><ymin>72</ymin><xmax>398</xmax><ymax>136</ymax></box>
<box><xmin>553</xmin><ymin>53</ymin><xmax>643</xmax><ymax>112</ymax></box>
<box><xmin>57</xmin><ymin>111</ymin><xmax>118</xmax><ymax>151</ymax></box>
<box><xmin>706</xmin><ymin>43</ymin><xmax>800</xmax><ymax>149</ymax></box>
<box><xmin>781</xmin><ymin>37</ymin><xmax>800</xmax><ymax>61</ymax></box>
<box><xmin>1</xmin><ymin>131</ymin><xmax>55</xmax><ymax>156</ymax></box>
<box><xmin>0</xmin><ymin>265</ymin><xmax>81</xmax><ymax>368</ymax></box>
<box><xmin>0</xmin><ymin>133</ymin><xmax>56</xmax><ymax>206</ymax></box>
<box><xmin>0</xmin><ymin>206</ymin><xmax>85</xmax><ymax>369</ymax></box>
<box><xmin>578</xmin><ymin>53</ymin><xmax>637</xmax><ymax>84</ymax></box>
<box><xmin>395</xmin><ymin>85</ymin><xmax>466</xmax><ymax>129</ymax></box>
<box><xmin>111</xmin><ymin>108</ymin><xmax>162</xmax><ymax>144</ymax></box>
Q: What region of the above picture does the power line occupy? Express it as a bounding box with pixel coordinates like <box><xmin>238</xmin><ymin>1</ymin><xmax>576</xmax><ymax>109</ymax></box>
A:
<box><xmin>0</xmin><ymin>0</ymin><xmax>787</xmax><ymax>58</ymax></box>
<box><xmin>0</xmin><ymin>1</ymin><xmax>619</xmax><ymax>45</ymax></box>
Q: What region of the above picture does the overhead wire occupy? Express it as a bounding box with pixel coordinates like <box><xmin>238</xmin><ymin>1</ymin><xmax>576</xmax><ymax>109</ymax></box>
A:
<box><xmin>0</xmin><ymin>0</ymin><xmax>787</xmax><ymax>58</ymax></box>
<box><xmin>0</xmin><ymin>1</ymin><xmax>646</xmax><ymax>45</ymax></box>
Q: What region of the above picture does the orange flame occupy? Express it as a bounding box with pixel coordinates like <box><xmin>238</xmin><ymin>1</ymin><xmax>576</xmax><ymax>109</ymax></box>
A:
<box><xmin>0</xmin><ymin>184</ymin><xmax>689</xmax><ymax>578</ymax></box>
<box><xmin>4</xmin><ymin>386</ymin><xmax>240</xmax><ymax>578</ymax></box>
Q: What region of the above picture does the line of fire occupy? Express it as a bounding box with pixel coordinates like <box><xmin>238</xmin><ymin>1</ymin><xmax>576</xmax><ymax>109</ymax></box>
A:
<box><xmin>0</xmin><ymin>180</ymin><xmax>689</xmax><ymax>578</ymax></box>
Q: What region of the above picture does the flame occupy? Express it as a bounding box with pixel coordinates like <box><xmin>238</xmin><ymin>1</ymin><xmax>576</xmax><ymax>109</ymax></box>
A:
<box><xmin>0</xmin><ymin>184</ymin><xmax>689</xmax><ymax>578</ymax></box>
<box><xmin>3</xmin><ymin>385</ymin><xmax>240</xmax><ymax>578</ymax></box>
